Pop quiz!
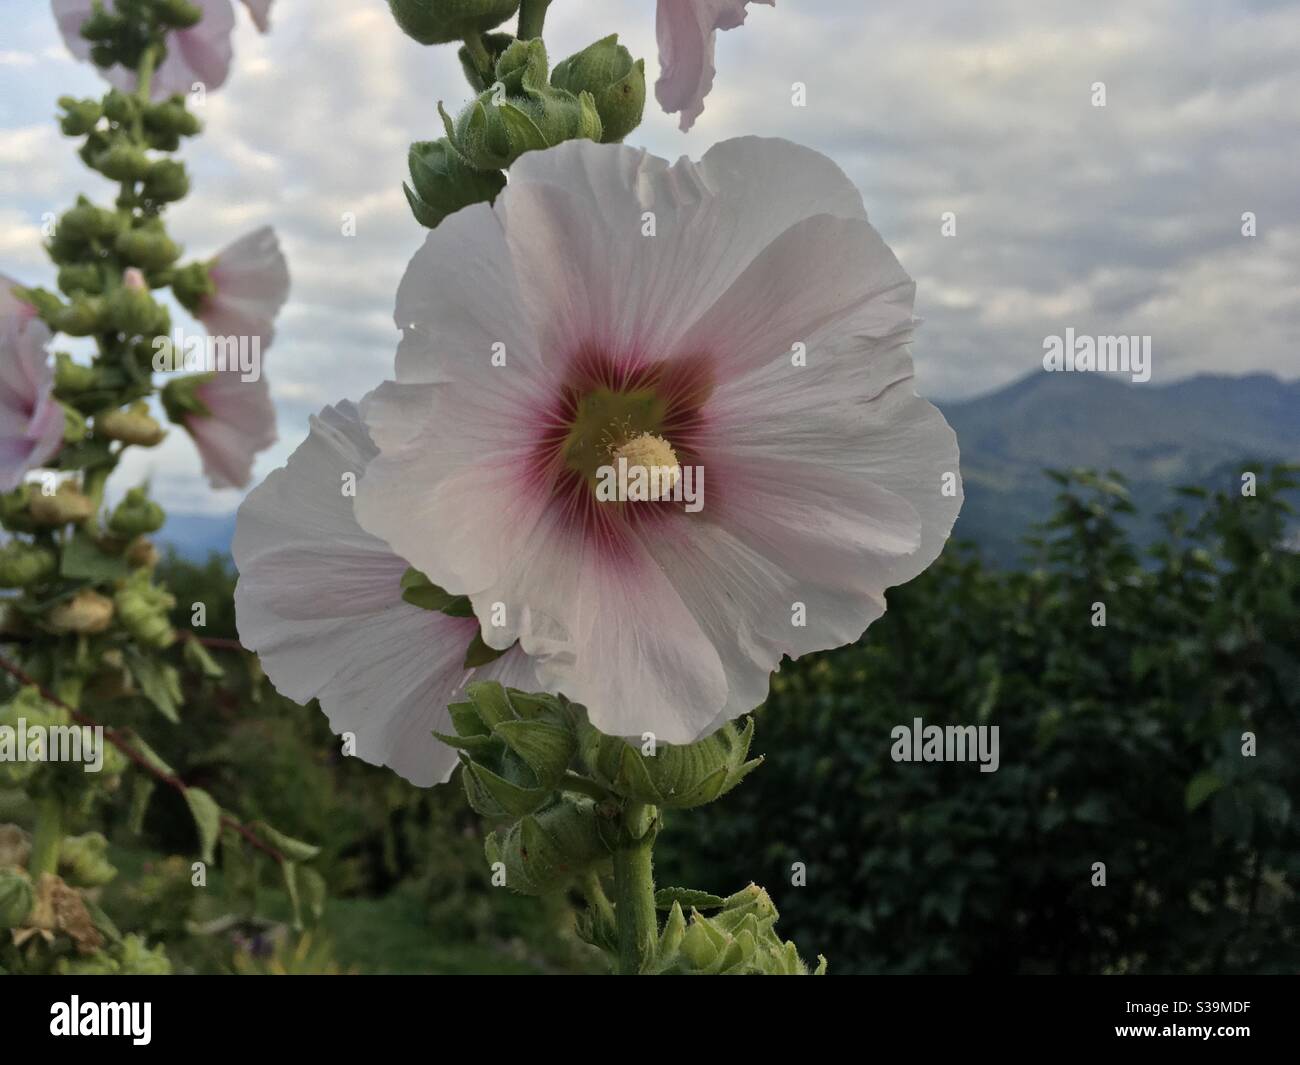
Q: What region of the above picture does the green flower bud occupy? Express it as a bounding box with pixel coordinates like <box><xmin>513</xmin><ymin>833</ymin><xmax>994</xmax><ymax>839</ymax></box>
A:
<box><xmin>440</xmin><ymin>682</ymin><xmax>577</xmax><ymax>818</ymax></box>
<box><xmin>0</xmin><ymin>541</ymin><xmax>58</xmax><ymax>588</ymax></box>
<box><xmin>53</xmin><ymin>353</ymin><xmax>100</xmax><ymax>397</ymax></box>
<box><xmin>95</xmin><ymin>142</ymin><xmax>152</xmax><ymax>182</ymax></box>
<box><xmin>0</xmin><ymin>870</ymin><xmax>35</xmax><ymax>929</ymax></box>
<box><xmin>58</xmin><ymin>934</ymin><xmax>173</xmax><ymax>975</ymax></box>
<box><xmin>114</xmin><ymin>571</ymin><xmax>176</xmax><ymax>649</ymax></box>
<box><xmin>29</xmin><ymin>484</ymin><xmax>96</xmax><ymax>526</ymax></box>
<box><xmin>442</xmin><ymin>39</ymin><xmax>602</xmax><ymax>171</ymax></box>
<box><xmin>457</xmin><ymin>32</ymin><xmax>514</xmax><ymax>92</ymax></box>
<box><xmin>578</xmin><ymin>716</ymin><xmax>762</xmax><ymax>809</ymax></box>
<box><xmin>0</xmin><ymin>486</ymin><xmax>39</xmax><ymax>534</ymax></box>
<box><xmin>108</xmin><ymin>486</ymin><xmax>165</xmax><ymax>537</ymax></box>
<box><xmin>387</xmin><ymin>0</ymin><xmax>520</xmax><ymax>46</ymax></box>
<box><xmin>168</xmin><ymin>260</ymin><xmax>215</xmax><ymax>313</ymax></box>
<box><xmin>63</xmin><ymin>404</ymin><xmax>88</xmax><ymax>444</ymax></box>
<box><xmin>76</xmin><ymin>129</ymin><xmax>111</xmax><ymax>170</ymax></box>
<box><xmin>404</xmin><ymin>139</ymin><xmax>505</xmax><ymax>229</ymax></box>
<box><xmin>58</xmin><ymin>97</ymin><xmax>102</xmax><ymax>136</ymax></box>
<box><xmin>143</xmin><ymin>97</ymin><xmax>202</xmax><ymax>139</ymax></box>
<box><xmin>58</xmin><ymin>833</ymin><xmax>116</xmax><ymax>888</ymax></box>
<box><xmin>54</xmin><ymin>296</ymin><xmax>107</xmax><ymax>337</ymax></box>
<box><xmin>0</xmin><ymin>690</ymin><xmax>66</xmax><ymax>788</ymax></box>
<box><xmin>80</xmin><ymin>5</ymin><xmax>120</xmax><ymax>43</ymax></box>
<box><xmin>484</xmin><ymin>797</ymin><xmax>608</xmax><ymax>895</ymax></box>
<box><xmin>46</xmin><ymin>588</ymin><xmax>115</xmax><ymax>634</ymax></box>
<box><xmin>101</xmin><ymin>89</ymin><xmax>137</xmax><ymax>125</ymax></box>
<box><xmin>115</xmin><ymin>222</ymin><xmax>181</xmax><ymax>272</ymax></box>
<box><xmin>143</xmin><ymin>158</ymin><xmax>189</xmax><ymax>203</ymax></box>
<box><xmin>57</xmin><ymin>198</ymin><xmax>120</xmax><ymax>242</ymax></box>
<box><xmin>154</xmin><ymin>0</ymin><xmax>204</xmax><ymax>30</ymax></box>
<box><xmin>96</xmin><ymin>402</ymin><xmax>167</xmax><ymax>447</ymax></box>
<box><xmin>13</xmin><ymin>286</ymin><xmax>64</xmax><ymax>323</ymax></box>
<box><xmin>551</xmin><ymin>36</ymin><xmax>646</xmax><ymax>144</ymax></box>
<box><xmin>651</xmin><ymin>885</ymin><xmax>827</xmax><ymax>975</ymax></box>
<box><xmin>105</xmin><ymin>284</ymin><xmax>161</xmax><ymax>337</ymax></box>
<box><xmin>57</xmin><ymin>263</ymin><xmax>104</xmax><ymax>297</ymax></box>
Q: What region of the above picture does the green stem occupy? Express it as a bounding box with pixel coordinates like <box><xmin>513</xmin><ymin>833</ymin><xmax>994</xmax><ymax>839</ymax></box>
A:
<box><xmin>30</xmin><ymin>796</ymin><xmax>65</xmax><ymax>877</ymax></box>
<box><xmin>462</xmin><ymin>33</ymin><xmax>492</xmax><ymax>83</ymax></box>
<box><xmin>135</xmin><ymin>43</ymin><xmax>158</xmax><ymax>107</ymax></box>
<box><xmin>517</xmin><ymin>0</ymin><xmax>551</xmax><ymax>40</ymax></box>
<box><xmin>612</xmin><ymin>802</ymin><xmax>658</xmax><ymax>974</ymax></box>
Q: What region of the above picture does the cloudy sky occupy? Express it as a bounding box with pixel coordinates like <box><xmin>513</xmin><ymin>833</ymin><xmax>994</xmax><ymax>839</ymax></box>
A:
<box><xmin>2</xmin><ymin>0</ymin><xmax>1297</xmax><ymax>516</ymax></box>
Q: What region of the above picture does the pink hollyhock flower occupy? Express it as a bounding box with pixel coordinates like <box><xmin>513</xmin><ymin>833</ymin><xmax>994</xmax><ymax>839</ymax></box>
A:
<box><xmin>52</xmin><ymin>0</ymin><xmax>274</xmax><ymax>100</ymax></box>
<box><xmin>0</xmin><ymin>276</ymin><xmax>64</xmax><ymax>491</ymax></box>
<box><xmin>198</xmin><ymin>227</ymin><xmax>290</xmax><ymax>353</ymax></box>
<box><xmin>354</xmin><ymin>137</ymin><xmax>963</xmax><ymax>744</ymax></box>
<box><xmin>655</xmin><ymin>0</ymin><xmax>773</xmax><ymax>132</ymax></box>
<box><xmin>179</xmin><ymin>370</ymin><xmax>277</xmax><ymax>489</ymax></box>
<box><xmin>233</xmin><ymin>399</ymin><xmax>539</xmax><ymax>785</ymax></box>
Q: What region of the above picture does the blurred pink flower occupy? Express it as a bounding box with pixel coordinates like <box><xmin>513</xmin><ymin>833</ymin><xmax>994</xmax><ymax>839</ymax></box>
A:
<box><xmin>0</xmin><ymin>276</ymin><xmax>64</xmax><ymax>491</ymax></box>
<box><xmin>52</xmin><ymin>0</ymin><xmax>275</xmax><ymax>100</ymax></box>
<box><xmin>198</xmin><ymin>227</ymin><xmax>290</xmax><ymax>353</ymax></box>
<box><xmin>239</xmin><ymin>0</ymin><xmax>273</xmax><ymax>33</ymax></box>
<box><xmin>655</xmin><ymin>0</ymin><xmax>773</xmax><ymax>132</ymax></box>
<box><xmin>354</xmin><ymin>137</ymin><xmax>962</xmax><ymax>744</ymax></box>
<box><xmin>233</xmin><ymin>399</ymin><xmax>538</xmax><ymax>786</ymax></box>
<box><xmin>182</xmin><ymin>370</ymin><xmax>277</xmax><ymax>490</ymax></box>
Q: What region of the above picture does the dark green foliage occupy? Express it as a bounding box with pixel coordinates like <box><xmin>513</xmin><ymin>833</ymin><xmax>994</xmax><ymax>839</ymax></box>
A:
<box><xmin>659</xmin><ymin>465</ymin><xmax>1300</xmax><ymax>973</ymax></box>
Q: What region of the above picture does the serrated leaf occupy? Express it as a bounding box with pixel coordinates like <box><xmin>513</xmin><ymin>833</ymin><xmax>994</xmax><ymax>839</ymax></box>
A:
<box><xmin>655</xmin><ymin>887</ymin><xmax>727</xmax><ymax>912</ymax></box>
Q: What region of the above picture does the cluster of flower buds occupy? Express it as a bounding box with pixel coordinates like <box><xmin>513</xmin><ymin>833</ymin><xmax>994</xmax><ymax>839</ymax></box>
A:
<box><xmin>647</xmin><ymin>885</ymin><xmax>828</xmax><ymax>975</ymax></box>
<box><xmin>391</xmin><ymin>0</ymin><xmax>645</xmax><ymax>229</ymax></box>
<box><xmin>578</xmin><ymin>717</ymin><xmax>764</xmax><ymax>809</ymax></box>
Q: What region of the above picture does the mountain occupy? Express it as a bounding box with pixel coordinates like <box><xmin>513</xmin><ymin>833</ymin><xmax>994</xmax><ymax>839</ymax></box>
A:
<box><xmin>156</xmin><ymin>373</ymin><xmax>1298</xmax><ymax>568</ymax></box>
<box><xmin>938</xmin><ymin>372</ymin><xmax>1300</xmax><ymax>565</ymax></box>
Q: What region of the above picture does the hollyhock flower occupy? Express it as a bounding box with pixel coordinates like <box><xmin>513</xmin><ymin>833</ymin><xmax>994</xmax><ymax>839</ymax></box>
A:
<box><xmin>354</xmin><ymin>137</ymin><xmax>962</xmax><ymax>744</ymax></box>
<box><xmin>0</xmin><ymin>276</ymin><xmax>65</xmax><ymax>491</ymax></box>
<box><xmin>52</xmin><ymin>0</ymin><xmax>272</xmax><ymax>100</ymax></box>
<box><xmin>233</xmin><ymin>399</ymin><xmax>539</xmax><ymax>785</ymax></box>
<box><xmin>168</xmin><ymin>370</ymin><xmax>277</xmax><ymax>489</ymax></box>
<box><xmin>197</xmin><ymin>227</ymin><xmax>291</xmax><ymax>353</ymax></box>
<box><xmin>655</xmin><ymin>0</ymin><xmax>773</xmax><ymax>132</ymax></box>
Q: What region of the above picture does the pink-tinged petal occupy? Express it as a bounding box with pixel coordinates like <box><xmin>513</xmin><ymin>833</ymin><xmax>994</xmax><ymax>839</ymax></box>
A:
<box><xmin>200</xmin><ymin>226</ymin><xmax>290</xmax><ymax>353</ymax></box>
<box><xmin>356</xmin><ymin>137</ymin><xmax>961</xmax><ymax>743</ymax></box>
<box><xmin>0</xmin><ymin>273</ymin><xmax>38</xmax><ymax>334</ymax></box>
<box><xmin>239</xmin><ymin>0</ymin><xmax>273</xmax><ymax>33</ymax></box>
<box><xmin>184</xmin><ymin>371</ymin><xmax>277</xmax><ymax>489</ymax></box>
<box><xmin>53</xmin><ymin>0</ymin><xmax>235</xmax><ymax>100</ymax></box>
<box><xmin>234</xmin><ymin>399</ymin><xmax>539</xmax><ymax>785</ymax></box>
<box><xmin>0</xmin><ymin>317</ymin><xmax>63</xmax><ymax>492</ymax></box>
<box><xmin>655</xmin><ymin>0</ymin><xmax>774</xmax><ymax>131</ymax></box>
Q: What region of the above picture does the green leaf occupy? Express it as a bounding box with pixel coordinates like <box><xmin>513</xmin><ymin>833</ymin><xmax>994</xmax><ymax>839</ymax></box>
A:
<box><xmin>60</xmin><ymin>531</ymin><xmax>130</xmax><ymax>581</ymax></box>
<box><xmin>252</xmin><ymin>822</ymin><xmax>321</xmax><ymax>862</ymax></box>
<box><xmin>182</xmin><ymin>636</ymin><xmax>225</xmax><ymax>679</ymax></box>
<box><xmin>128</xmin><ymin>776</ymin><xmax>155</xmax><ymax>834</ymax></box>
<box><xmin>463</xmin><ymin>629</ymin><xmax>509</xmax><ymax>668</ymax></box>
<box><xmin>1185</xmin><ymin>770</ymin><xmax>1224</xmax><ymax>811</ymax></box>
<box><xmin>282</xmin><ymin>861</ymin><xmax>301</xmax><ymax>931</ymax></box>
<box><xmin>184</xmin><ymin>787</ymin><xmax>221</xmax><ymax>864</ymax></box>
<box><xmin>127</xmin><ymin>652</ymin><xmax>182</xmax><ymax>722</ymax></box>
<box><xmin>399</xmin><ymin>566</ymin><xmax>474</xmax><ymax>616</ymax></box>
